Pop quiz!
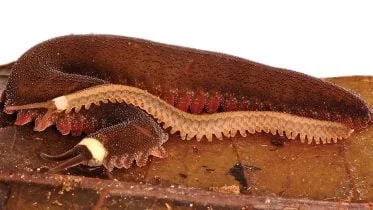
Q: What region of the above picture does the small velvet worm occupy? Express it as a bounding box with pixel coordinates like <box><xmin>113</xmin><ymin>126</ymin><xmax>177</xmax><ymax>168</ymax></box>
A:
<box><xmin>7</xmin><ymin>84</ymin><xmax>355</xmax><ymax>144</ymax></box>
<box><xmin>2</xmin><ymin>35</ymin><xmax>371</xmax><ymax>171</ymax></box>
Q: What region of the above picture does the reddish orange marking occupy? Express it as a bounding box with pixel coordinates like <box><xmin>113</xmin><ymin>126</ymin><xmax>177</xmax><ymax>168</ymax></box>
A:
<box><xmin>56</xmin><ymin>118</ymin><xmax>72</xmax><ymax>135</ymax></box>
<box><xmin>15</xmin><ymin>110</ymin><xmax>33</xmax><ymax>125</ymax></box>
<box><xmin>34</xmin><ymin>113</ymin><xmax>55</xmax><ymax>131</ymax></box>
<box><xmin>206</xmin><ymin>92</ymin><xmax>222</xmax><ymax>113</ymax></box>
<box><xmin>176</xmin><ymin>91</ymin><xmax>194</xmax><ymax>112</ymax></box>
<box><xmin>190</xmin><ymin>91</ymin><xmax>208</xmax><ymax>114</ymax></box>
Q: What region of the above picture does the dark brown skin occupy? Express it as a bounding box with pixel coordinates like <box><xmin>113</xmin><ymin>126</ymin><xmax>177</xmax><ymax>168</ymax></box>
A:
<box><xmin>1</xmin><ymin>34</ymin><xmax>371</xmax><ymax>171</ymax></box>
<box><xmin>4</xmin><ymin>35</ymin><xmax>371</xmax><ymax>129</ymax></box>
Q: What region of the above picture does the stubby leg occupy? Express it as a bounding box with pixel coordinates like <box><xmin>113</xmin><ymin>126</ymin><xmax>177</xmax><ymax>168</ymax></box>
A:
<box><xmin>41</xmin><ymin>105</ymin><xmax>168</xmax><ymax>172</ymax></box>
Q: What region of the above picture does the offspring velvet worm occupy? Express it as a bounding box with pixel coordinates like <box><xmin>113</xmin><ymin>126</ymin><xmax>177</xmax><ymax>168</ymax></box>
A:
<box><xmin>2</xmin><ymin>35</ymin><xmax>371</xmax><ymax>171</ymax></box>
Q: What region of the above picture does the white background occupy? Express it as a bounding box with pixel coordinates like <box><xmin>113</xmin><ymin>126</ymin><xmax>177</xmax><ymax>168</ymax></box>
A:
<box><xmin>0</xmin><ymin>0</ymin><xmax>372</xmax><ymax>77</ymax></box>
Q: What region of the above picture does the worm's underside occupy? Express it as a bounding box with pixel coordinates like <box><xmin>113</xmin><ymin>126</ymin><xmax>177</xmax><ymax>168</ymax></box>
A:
<box><xmin>2</xmin><ymin>34</ymin><xmax>372</xmax><ymax>171</ymax></box>
<box><xmin>7</xmin><ymin>84</ymin><xmax>354</xmax><ymax>144</ymax></box>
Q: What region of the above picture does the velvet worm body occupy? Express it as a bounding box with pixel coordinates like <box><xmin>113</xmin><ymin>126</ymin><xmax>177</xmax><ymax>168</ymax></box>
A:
<box><xmin>1</xmin><ymin>35</ymin><xmax>371</xmax><ymax>171</ymax></box>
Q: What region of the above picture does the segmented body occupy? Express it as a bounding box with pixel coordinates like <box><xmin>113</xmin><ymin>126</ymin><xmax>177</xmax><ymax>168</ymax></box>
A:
<box><xmin>1</xmin><ymin>34</ymin><xmax>372</xmax><ymax>170</ymax></box>
<box><xmin>50</xmin><ymin>84</ymin><xmax>353</xmax><ymax>143</ymax></box>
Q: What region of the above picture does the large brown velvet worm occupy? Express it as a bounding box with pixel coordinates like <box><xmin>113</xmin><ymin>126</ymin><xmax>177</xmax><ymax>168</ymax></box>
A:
<box><xmin>1</xmin><ymin>35</ymin><xmax>371</xmax><ymax>172</ymax></box>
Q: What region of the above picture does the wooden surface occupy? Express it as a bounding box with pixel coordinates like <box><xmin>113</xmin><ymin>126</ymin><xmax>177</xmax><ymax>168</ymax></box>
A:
<box><xmin>0</xmin><ymin>62</ymin><xmax>372</xmax><ymax>209</ymax></box>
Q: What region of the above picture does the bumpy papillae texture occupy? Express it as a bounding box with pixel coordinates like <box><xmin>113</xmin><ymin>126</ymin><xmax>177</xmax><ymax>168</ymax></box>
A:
<box><xmin>104</xmin><ymin>145</ymin><xmax>167</xmax><ymax>170</ymax></box>
<box><xmin>88</xmin><ymin>113</ymin><xmax>168</xmax><ymax>171</ymax></box>
<box><xmin>8</xmin><ymin>102</ymin><xmax>170</xmax><ymax>170</ymax></box>
<box><xmin>55</xmin><ymin>84</ymin><xmax>353</xmax><ymax>144</ymax></box>
<box><xmin>2</xmin><ymin>35</ymin><xmax>371</xmax><ymax>171</ymax></box>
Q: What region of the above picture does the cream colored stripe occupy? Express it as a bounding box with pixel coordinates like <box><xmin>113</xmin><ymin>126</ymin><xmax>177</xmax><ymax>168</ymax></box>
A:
<box><xmin>59</xmin><ymin>84</ymin><xmax>353</xmax><ymax>144</ymax></box>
